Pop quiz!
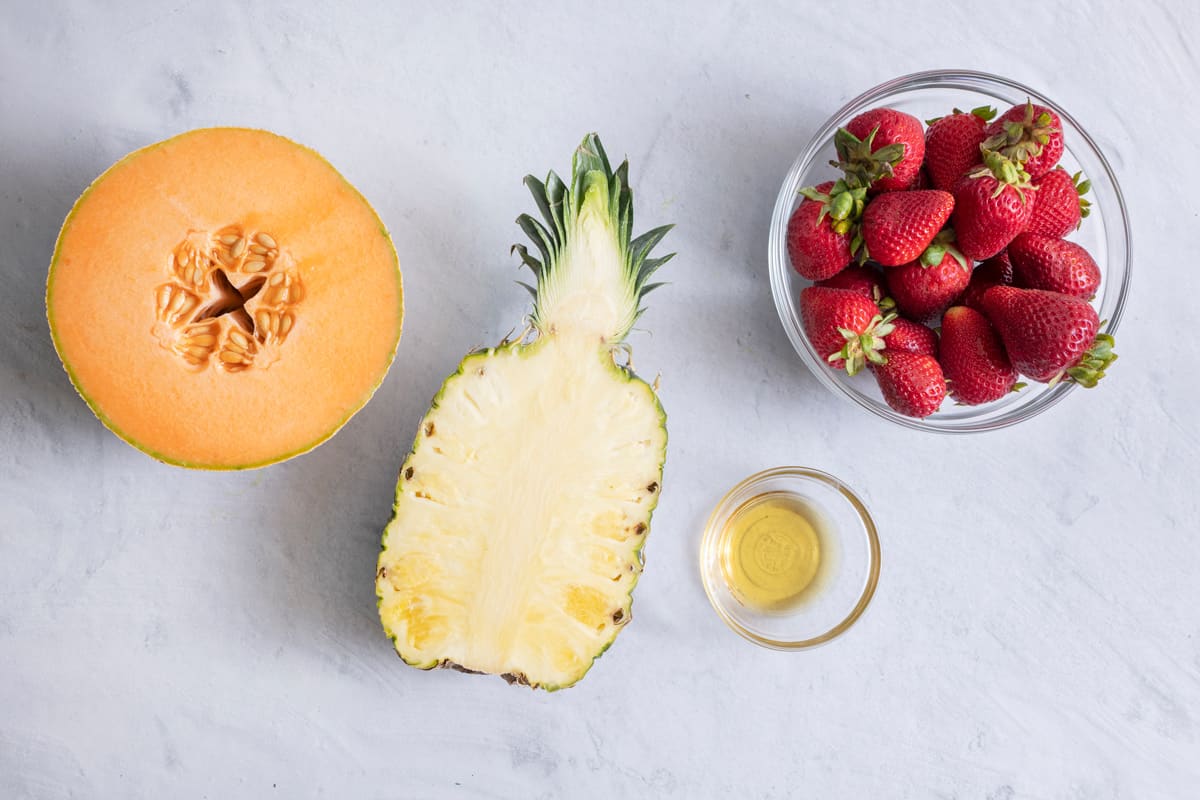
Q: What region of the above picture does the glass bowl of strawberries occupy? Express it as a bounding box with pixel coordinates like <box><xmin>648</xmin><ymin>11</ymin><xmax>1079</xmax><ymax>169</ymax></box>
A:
<box><xmin>768</xmin><ymin>69</ymin><xmax>1131</xmax><ymax>432</ymax></box>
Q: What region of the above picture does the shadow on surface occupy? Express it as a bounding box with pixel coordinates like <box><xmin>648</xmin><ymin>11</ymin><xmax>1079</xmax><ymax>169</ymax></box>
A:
<box><xmin>0</xmin><ymin>145</ymin><xmax>119</xmax><ymax>470</ymax></box>
<box><xmin>240</xmin><ymin>140</ymin><xmax>493</xmax><ymax>675</ymax></box>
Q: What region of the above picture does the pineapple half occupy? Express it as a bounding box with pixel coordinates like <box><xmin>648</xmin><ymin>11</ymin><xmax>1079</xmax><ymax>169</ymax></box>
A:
<box><xmin>376</xmin><ymin>134</ymin><xmax>672</xmax><ymax>690</ymax></box>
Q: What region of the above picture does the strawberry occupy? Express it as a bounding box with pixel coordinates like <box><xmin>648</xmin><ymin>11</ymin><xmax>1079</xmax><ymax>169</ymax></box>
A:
<box><xmin>1007</xmin><ymin>232</ymin><xmax>1101</xmax><ymax>298</ymax></box>
<box><xmin>939</xmin><ymin>306</ymin><xmax>1020</xmax><ymax>404</ymax></box>
<box><xmin>799</xmin><ymin>286</ymin><xmax>894</xmax><ymax>375</ymax></box>
<box><xmin>815</xmin><ymin>263</ymin><xmax>888</xmax><ymax>306</ymax></box>
<box><xmin>924</xmin><ymin>106</ymin><xmax>996</xmax><ymax>192</ymax></box>
<box><xmin>835</xmin><ymin>108</ymin><xmax>926</xmax><ymax>192</ymax></box>
<box><xmin>1025</xmin><ymin>167</ymin><xmax>1091</xmax><ymax>237</ymax></box>
<box><xmin>885</xmin><ymin>237</ymin><xmax>972</xmax><ymax>322</ymax></box>
<box><xmin>952</xmin><ymin>151</ymin><xmax>1034</xmax><ymax>261</ymax></box>
<box><xmin>984</xmin><ymin>101</ymin><xmax>1063</xmax><ymax>180</ymax></box>
<box><xmin>786</xmin><ymin>180</ymin><xmax>866</xmax><ymax>280</ymax></box>
<box><xmin>957</xmin><ymin>251</ymin><xmax>1013</xmax><ymax>310</ymax></box>
<box><xmin>871</xmin><ymin>352</ymin><xmax>946</xmax><ymax>418</ymax></box>
<box><xmin>861</xmin><ymin>190</ymin><xmax>954</xmax><ymax>266</ymax></box>
<box><xmin>883</xmin><ymin>317</ymin><xmax>938</xmax><ymax>358</ymax></box>
<box><xmin>978</xmin><ymin>286</ymin><xmax>1116</xmax><ymax>386</ymax></box>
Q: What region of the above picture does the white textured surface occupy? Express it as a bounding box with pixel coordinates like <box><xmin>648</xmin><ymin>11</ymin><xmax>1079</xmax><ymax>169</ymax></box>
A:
<box><xmin>2</xmin><ymin>2</ymin><xmax>1197</xmax><ymax>797</ymax></box>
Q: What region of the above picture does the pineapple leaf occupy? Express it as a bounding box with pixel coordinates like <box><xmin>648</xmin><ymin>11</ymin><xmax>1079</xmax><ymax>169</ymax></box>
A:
<box><xmin>630</xmin><ymin>225</ymin><xmax>673</xmax><ymax>265</ymax></box>
<box><xmin>637</xmin><ymin>253</ymin><xmax>674</xmax><ymax>285</ymax></box>
<box><xmin>574</xmin><ymin>134</ymin><xmax>613</xmax><ymax>177</ymax></box>
<box><xmin>511</xmin><ymin>243</ymin><xmax>543</xmax><ymax>275</ymax></box>
<box><xmin>516</xmin><ymin>214</ymin><xmax>554</xmax><ymax>270</ymax></box>
<box><xmin>524</xmin><ymin>175</ymin><xmax>563</xmax><ymax>245</ymax></box>
<box><xmin>544</xmin><ymin>172</ymin><xmax>568</xmax><ymax>239</ymax></box>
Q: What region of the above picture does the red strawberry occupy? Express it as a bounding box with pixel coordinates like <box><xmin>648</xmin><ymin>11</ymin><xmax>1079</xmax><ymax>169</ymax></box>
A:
<box><xmin>815</xmin><ymin>263</ymin><xmax>887</xmax><ymax>304</ymax></box>
<box><xmin>952</xmin><ymin>151</ymin><xmax>1034</xmax><ymax>261</ymax></box>
<box><xmin>939</xmin><ymin>306</ymin><xmax>1020</xmax><ymax>405</ymax></box>
<box><xmin>799</xmin><ymin>286</ymin><xmax>892</xmax><ymax>375</ymax></box>
<box><xmin>957</xmin><ymin>251</ymin><xmax>1013</xmax><ymax>310</ymax></box>
<box><xmin>924</xmin><ymin>106</ymin><xmax>996</xmax><ymax>192</ymax></box>
<box><xmin>861</xmin><ymin>190</ymin><xmax>954</xmax><ymax>266</ymax></box>
<box><xmin>835</xmin><ymin>108</ymin><xmax>926</xmax><ymax>192</ymax></box>
<box><xmin>884</xmin><ymin>318</ymin><xmax>938</xmax><ymax>358</ymax></box>
<box><xmin>786</xmin><ymin>180</ymin><xmax>866</xmax><ymax>280</ymax></box>
<box><xmin>1025</xmin><ymin>168</ymin><xmax>1091</xmax><ymax>237</ymax></box>
<box><xmin>871</xmin><ymin>352</ymin><xmax>946</xmax><ymax>418</ymax></box>
<box><xmin>978</xmin><ymin>286</ymin><xmax>1116</xmax><ymax>386</ymax></box>
<box><xmin>1008</xmin><ymin>232</ymin><xmax>1101</xmax><ymax>298</ymax></box>
<box><xmin>984</xmin><ymin>101</ymin><xmax>1063</xmax><ymax>180</ymax></box>
<box><xmin>886</xmin><ymin>242</ymin><xmax>972</xmax><ymax>322</ymax></box>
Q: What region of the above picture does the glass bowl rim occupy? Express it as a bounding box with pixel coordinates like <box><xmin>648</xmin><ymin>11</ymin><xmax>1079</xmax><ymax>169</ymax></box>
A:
<box><xmin>767</xmin><ymin>68</ymin><xmax>1132</xmax><ymax>433</ymax></box>
<box><xmin>699</xmin><ymin>466</ymin><xmax>881</xmax><ymax>650</ymax></box>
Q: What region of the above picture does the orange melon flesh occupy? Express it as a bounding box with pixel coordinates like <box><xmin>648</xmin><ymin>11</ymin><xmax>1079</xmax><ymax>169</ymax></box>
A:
<box><xmin>47</xmin><ymin>128</ymin><xmax>403</xmax><ymax>469</ymax></box>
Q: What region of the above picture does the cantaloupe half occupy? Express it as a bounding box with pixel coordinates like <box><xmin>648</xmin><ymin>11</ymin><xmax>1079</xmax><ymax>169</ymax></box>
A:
<box><xmin>46</xmin><ymin>128</ymin><xmax>403</xmax><ymax>469</ymax></box>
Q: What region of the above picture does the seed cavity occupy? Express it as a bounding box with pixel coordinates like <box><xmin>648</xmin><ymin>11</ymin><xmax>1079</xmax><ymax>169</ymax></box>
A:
<box><xmin>156</xmin><ymin>226</ymin><xmax>301</xmax><ymax>374</ymax></box>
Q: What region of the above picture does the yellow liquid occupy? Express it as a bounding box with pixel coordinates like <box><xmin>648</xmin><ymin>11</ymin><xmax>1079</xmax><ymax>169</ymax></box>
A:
<box><xmin>720</xmin><ymin>492</ymin><xmax>828</xmax><ymax>611</ymax></box>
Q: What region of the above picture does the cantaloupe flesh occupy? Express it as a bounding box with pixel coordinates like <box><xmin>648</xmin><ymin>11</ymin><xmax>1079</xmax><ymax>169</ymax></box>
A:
<box><xmin>47</xmin><ymin>128</ymin><xmax>403</xmax><ymax>468</ymax></box>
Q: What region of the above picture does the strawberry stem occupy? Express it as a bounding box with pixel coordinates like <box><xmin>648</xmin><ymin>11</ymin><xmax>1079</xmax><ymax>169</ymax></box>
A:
<box><xmin>968</xmin><ymin>149</ymin><xmax>1032</xmax><ymax>201</ymax></box>
<box><xmin>1065</xmin><ymin>333</ymin><xmax>1117</xmax><ymax>388</ymax></box>
<box><xmin>832</xmin><ymin>125</ymin><xmax>907</xmax><ymax>190</ymax></box>
<box><xmin>971</xmin><ymin>105</ymin><xmax>998</xmax><ymax>122</ymax></box>
<box><xmin>828</xmin><ymin>310</ymin><xmax>897</xmax><ymax>376</ymax></box>
<box><xmin>981</xmin><ymin>99</ymin><xmax>1060</xmax><ymax>166</ymax></box>
<box><xmin>1072</xmin><ymin>170</ymin><xmax>1093</xmax><ymax>219</ymax></box>
<box><xmin>919</xmin><ymin>229</ymin><xmax>968</xmax><ymax>270</ymax></box>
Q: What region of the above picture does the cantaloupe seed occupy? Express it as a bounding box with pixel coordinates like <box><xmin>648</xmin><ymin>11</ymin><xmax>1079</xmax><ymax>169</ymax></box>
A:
<box><xmin>154</xmin><ymin>225</ymin><xmax>303</xmax><ymax>375</ymax></box>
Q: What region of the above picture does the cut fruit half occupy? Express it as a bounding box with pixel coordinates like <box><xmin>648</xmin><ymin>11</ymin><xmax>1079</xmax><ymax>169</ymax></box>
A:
<box><xmin>46</xmin><ymin>128</ymin><xmax>403</xmax><ymax>469</ymax></box>
<box><xmin>377</xmin><ymin>134</ymin><xmax>671</xmax><ymax>690</ymax></box>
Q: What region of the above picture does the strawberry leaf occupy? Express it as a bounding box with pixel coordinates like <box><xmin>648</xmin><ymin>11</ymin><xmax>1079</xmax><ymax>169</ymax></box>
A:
<box><xmin>971</xmin><ymin>105</ymin><xmax>998</xmax><ymax>122</ymax></box>
<box><xmin>832</xmin><ymin>125</ymin><xmax>906</xmax><ymax>190</ymax></box>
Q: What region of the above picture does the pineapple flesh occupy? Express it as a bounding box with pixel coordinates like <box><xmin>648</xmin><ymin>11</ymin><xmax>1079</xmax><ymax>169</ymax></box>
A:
<box><xmin>376</xmin><ymin>135</ymin><xmax>672</xmax><ymax>689</ymax></box>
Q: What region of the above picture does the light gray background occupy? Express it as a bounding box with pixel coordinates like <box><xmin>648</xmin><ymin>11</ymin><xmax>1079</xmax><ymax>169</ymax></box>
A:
<box><xmin>2</xmin><ymin>1</ymin><xmax>1197</xmax><ymax>797</ymax></box>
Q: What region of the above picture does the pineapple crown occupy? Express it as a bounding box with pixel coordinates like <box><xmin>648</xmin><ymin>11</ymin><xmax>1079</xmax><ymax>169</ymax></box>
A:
<box><xmin>512</xmin><ymin>133</ymin><xmax>674</xmax><ymax>344</ymax></box>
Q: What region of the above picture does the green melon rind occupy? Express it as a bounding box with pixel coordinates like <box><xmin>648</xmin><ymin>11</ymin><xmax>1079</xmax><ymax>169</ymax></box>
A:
<box><xmin>376</xmin><ymin>336</ymin><xmax>667</xmax><ymax>691</ymax></box>
<box><xmin>44</xmin><ymin>127</ymin><xmax>404</xmax><ymax>471</ymax></box>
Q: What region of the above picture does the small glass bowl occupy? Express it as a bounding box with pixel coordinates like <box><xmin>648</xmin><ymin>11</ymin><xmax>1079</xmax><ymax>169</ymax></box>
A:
<box><xmin>700</xmin><ymin>467</ymin><xmax>880</xmax><ymax>649</ymax></box>
<box><xmin>767</xmin><ymin>69</ymin><xmax>1132</xmax><ymax>432</ymax></box>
